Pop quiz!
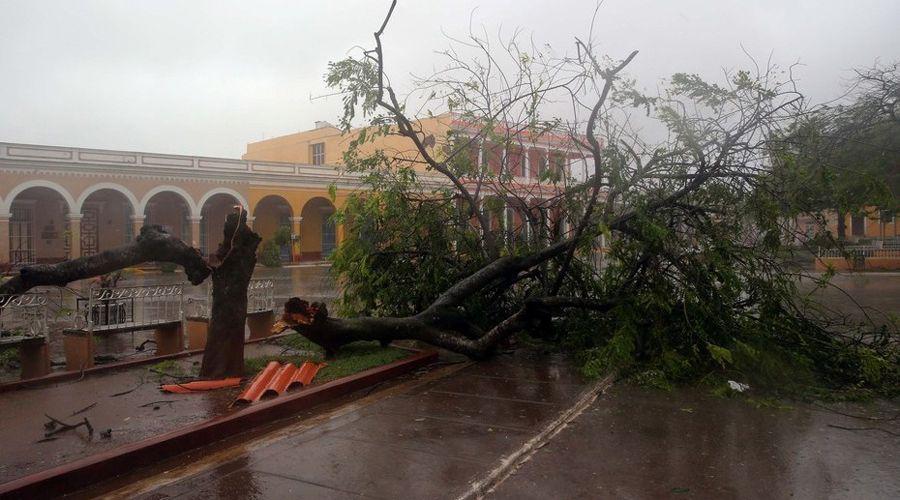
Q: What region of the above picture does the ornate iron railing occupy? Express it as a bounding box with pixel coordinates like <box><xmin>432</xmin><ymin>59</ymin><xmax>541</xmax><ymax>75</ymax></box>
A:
<box><xmin>0</xmin><ymin>292</ymin><xmax>49</xmax><ymax>345</ymax></box>
<box><xmin>247</xmin><ymin>278</ymin><xmax>276</xmax><ymax>314</ymax></box>
<box><xmin>190</xmin><ymin>278</ymin><xmax>276</xmax><ymax>318</ymax></box>
<box><xmin>73</xmin><ymin>284</ymin><xmax>184</xmax><ymax>333</ymax></box>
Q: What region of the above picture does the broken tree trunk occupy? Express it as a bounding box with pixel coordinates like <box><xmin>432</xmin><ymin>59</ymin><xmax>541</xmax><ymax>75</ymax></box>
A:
<box><xmin>0</xmin><ymin>226</ymin><xmax>210</xmax><ymax>295</ymax></box>
<box><xmin>276</xmin><ymin>296</ymin><xmax>616</xmax><ymax>360</ymax></box>
<box><xmin>199</xmin><ymin>210</ymin><xmax>261</xmax><ymax>378</ymax></box>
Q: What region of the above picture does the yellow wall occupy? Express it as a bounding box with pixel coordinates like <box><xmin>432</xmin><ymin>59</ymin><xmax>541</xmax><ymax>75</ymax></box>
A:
<box><xmin>243</xmin><ymin>115</ymin><xmax>455</xmax><ymax>172</ymax></box>
<box><xmin>826</xmin><ymin>208</ymin><xmax>898</xmax><ymax>240</ymax></box>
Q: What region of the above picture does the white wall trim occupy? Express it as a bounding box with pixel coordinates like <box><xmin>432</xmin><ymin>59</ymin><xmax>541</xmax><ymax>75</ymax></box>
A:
<box><xmin>139</xmin><ymin>185</ymin><xmax>200</xmax><ymax>217</ymax></box>
<box><xmin>197</xmin><ymin>187</ymin><xmax>249</xmax><ymax>215</ymax></box>
<box><xmin>75</xmin><ymin>182</ymin><xmax>140</xmax><ymax>213</ymax></box>
<box><xmin>3</xmin><ymin>179</ymin><xmax>77</xmax><ymax>213</ymax></box>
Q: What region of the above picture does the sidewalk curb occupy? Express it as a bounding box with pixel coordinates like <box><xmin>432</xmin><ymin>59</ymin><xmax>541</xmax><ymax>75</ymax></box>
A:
<box><xmin>0</xmin><ymin>333</ymin><xmax>292</xmax><ymax>393</ymax></box>
<box><xmin>0</xmin><ymin>349</ymin><xmax>438</xmax><ymax>499</ymax></box>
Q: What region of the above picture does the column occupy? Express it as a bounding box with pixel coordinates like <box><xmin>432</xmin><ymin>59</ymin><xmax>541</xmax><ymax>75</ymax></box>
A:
<box><xmin>130</xmin><ymin>214</ymin><xmax>145</xmax><ymax>241</ymax></box>
<box><xmin>0</xmin><ymin>213</ymin><xmax>10</xmax><ymax>266</ymax></box>
<box><xmin>189</xmin><ymin>215</ymin><xmax>202</xmax><ymax>249</ymax></box>
<box><xmin>291</xmin><ymin>216</ymin><xmax>303</xmax><ymax>263</ymax></box>
<box><xmin>67</xmin><ymin>213</ymin><xmax>83</xmax><ymax>259</ymax></box>
<box><xmin>246</xmin><ymin>216</ymin><xmax>256</xmax><ymax>230</ymax></box>
<box><xmin>336</xmin><ymin>222</ymin><xmax>345</xmax><ymax>246</ymax></box>
<box><xmin>523</xmin><ymin>147</ymin><xmax>531</xmax><ymax>182</ymax></box>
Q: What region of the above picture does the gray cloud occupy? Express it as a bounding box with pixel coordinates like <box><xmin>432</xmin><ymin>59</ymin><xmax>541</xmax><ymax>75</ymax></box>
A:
<box><xmin>1</xmin><ymin>0</ymin><xmax>897</xmax><ymax>157</ymax></box>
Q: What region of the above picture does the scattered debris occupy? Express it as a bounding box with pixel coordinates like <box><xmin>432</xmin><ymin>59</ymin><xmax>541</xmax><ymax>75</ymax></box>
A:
<box><xmin>100</xmin><ymin>429</ymin><xmax>112</xmax><ymax>439</ymax></box>
<box><xmin>110</xmin><ymin>376</ymin><xmax>146</xmax><ymax>397</ymax></box>
<box><xmin>70</xmin><ymin>402</ymin><xmax>97</xmax><ymax>416</ymax></box>
<box><xmin>110</xmin><ymin>383</ymin><xmax>142</xmax><ymax>397</ymax></box>
<box><xmin>135</xmin><ymin>339</ymin><xmax>157</xmax><ymax>352</ymax></box>
<box><xmin>43</xmin><ymin>414</ymin><xmax>94</xmax><ymax>438</ymax></box>
<box><xmin>138</xmin><ymin>399</ymin><xmax>183</xmax><ymax>408</ymax></box>
<box><xmin>233</xmin><ymin>361</ymin><xmax>325</xmax><ymax>406</ymax></box>
<box><xmin>161</xmin><ymin>377</ymin><xmax>242</xmax><ymax>394</ymax></box>
<box><xmin>727</xmin><ymin>380</ymin><xmax>750</xmax><ymax>393</ymax></box>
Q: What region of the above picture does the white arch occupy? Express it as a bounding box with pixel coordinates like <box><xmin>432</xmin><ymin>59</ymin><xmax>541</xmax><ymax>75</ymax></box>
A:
<box><xmin>3</xmin><ymin>180</ymin><xmax>77</xmax><ymax>213</ymax></box>
<box><xmin>197</xmin><ymin>188</ymin><xmax>249</xmax><ymax>215</ymax></box>
<box><xmin>139</xmin><ymin>185</ymin><xmax>199</xmax><ymax>217</ymax></box>
<box><xmin>75</xmin><ymin>183</ymin><xmax>139</xmax><ymax>213</ymax></box>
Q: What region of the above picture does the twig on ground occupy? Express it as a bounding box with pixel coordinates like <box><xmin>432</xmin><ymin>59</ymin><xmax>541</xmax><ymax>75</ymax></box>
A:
<box><xmin>149</xmin><ymin>367</ymin><xmax>192</xmax><ymax>380</ymax></box>
<box><xmin>139</xmin><ymin>399</ymin><xmax>184</xmax><ymax>408</ymax></box>
<box><xmin>70</xmin><ymin>402</ymin><xmax>97</xmax><ymax>416</ymax></box>
<box><xmin>43</xmin><ymin>414</ymin><xmax>94</xmax><ymax>438</ymax></box>
<box><xmin>110</xmin><ymin>375</ymin><xmax>146</xmax><ymax>397</ymax></box>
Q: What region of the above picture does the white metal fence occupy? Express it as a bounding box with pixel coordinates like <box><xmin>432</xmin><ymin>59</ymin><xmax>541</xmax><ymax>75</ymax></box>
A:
<box><xmin>0</xmin><ymin>292</ymin><xmax>49</xmax><ymax>345</ymax></box>
<box><xmin>73</xmin><ymin>284</ymin><xmax>185</xmax><ymax>333</ymax></box>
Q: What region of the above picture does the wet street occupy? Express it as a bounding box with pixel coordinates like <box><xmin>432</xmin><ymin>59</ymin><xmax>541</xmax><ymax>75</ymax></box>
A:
<box><xmin>490</xmin><ymin>384</ymin><xmax>900</xmax><ymax>499</ymax></box>
<box><xmin>85</xmin><ymin>350</ymin><xmax>900</xmax><ymax>500</ymax></box>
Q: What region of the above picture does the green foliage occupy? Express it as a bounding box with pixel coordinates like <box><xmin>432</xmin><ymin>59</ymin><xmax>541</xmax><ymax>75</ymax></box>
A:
<box><xmin>323</xmin><ymin>21</ymin><xmax>898</xmax><ymax>399</ymax></box>
<box><xmin>258</xmin><ymin>226</ymin><xmax>291</xmax><ymax>268</ymax></box>
<box><xmin>258</xmin><ymin>240</ymin><xmax>282</xmax><ymax>268</ymax></box>
<box><xmin>246</xmin><ymin>335</ymin><xmax>407</xmax><ymax>383</ymax></box>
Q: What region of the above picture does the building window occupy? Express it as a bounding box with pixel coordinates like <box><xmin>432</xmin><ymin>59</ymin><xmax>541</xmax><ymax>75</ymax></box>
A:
<box><xmin>881</xmin><ymin>210</ymin><xmax>894</xmax><ymax>224</ymax></box>
<box><xmin>311</xmin><ymin>143</ymin><xmax>325</xmax><ymax>165</ymax></box>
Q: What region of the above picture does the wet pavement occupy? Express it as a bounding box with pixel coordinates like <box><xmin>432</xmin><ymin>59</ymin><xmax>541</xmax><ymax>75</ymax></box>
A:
<box><xmin>97</xmin><ymin>350</ymin><xmax>589</xmax><ymax>499</ymax></box>
<box><xmin>798</xmin><ymin>272</ymin><xmax>900</xmax><ymax>325</ymax></box>
<box><xmin>489</xmin><ymin>384</ymin><xmax>900</xmax><ymax>500</ymax></box>
<box><xmin>0</xmin><ymin>342</ymin><xmax>288</xmax><ymax>484</ymax></box>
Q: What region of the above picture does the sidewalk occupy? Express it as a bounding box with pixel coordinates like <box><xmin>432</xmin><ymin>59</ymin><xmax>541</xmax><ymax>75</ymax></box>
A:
<box><xmin>76</xmin><ymin>349</ymin><xmax>899</xmax><ymax>499</ymax></box>
<box><xmin>100</xmin><ymin>349</ymin><xmax>589</xmax><ymax>499</ymax></box>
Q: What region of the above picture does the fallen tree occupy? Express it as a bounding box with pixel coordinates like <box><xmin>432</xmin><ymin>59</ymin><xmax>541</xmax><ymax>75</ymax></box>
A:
<box><xmin>277</xmin><ymin>1</ymin><xmax>897</xmax><ymax>396</ymax></box>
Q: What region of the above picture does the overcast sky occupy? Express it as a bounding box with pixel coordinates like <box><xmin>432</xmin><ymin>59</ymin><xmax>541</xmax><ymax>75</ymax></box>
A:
<box><xmin>1</xmin><ymin>0</ymin><xmax>897</xmax><ymax>158</ymax></box>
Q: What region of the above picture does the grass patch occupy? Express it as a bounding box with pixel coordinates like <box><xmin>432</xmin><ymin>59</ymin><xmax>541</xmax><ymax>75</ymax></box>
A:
<box><xmin>244</xmin><ymin>333</ymin><xmax>408</xmax><ymax>383</ymax></box>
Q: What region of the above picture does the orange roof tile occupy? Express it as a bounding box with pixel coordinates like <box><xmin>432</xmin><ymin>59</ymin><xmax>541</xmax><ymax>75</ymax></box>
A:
<box><xmin>234</xmin><ymin>361</ymin><xmax>325</xmax><ymax>406</ymax></box>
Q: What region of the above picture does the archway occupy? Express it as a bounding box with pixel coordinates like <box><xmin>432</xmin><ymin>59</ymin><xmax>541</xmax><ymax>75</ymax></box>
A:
<box><xmin>299</xmin><ymin>197</ymin><xmax>337</xmax><ymax>261</ymax></box>
<box><xmin>8</xmin><ymin>186</ymin><xmax>72</xmax><ymax>264</ymax></box>
<box><xmin>78</xmin><ymin>188</ymin><xmax>136</xmax><ymax>256</ymax></box>
<box><xmin>201</xmin><ymin>193</ymin><xmax>241</xmax><ymax>257</ymax></box>
<box><xmin>143</xmin><ymin>191</ymin><xmax>192</xmax><ymax>243</ymax></box>
<box><xmin>253</xmin><ymin>195</ymin><xmax>294</xmax><ymax>263</ymax></box>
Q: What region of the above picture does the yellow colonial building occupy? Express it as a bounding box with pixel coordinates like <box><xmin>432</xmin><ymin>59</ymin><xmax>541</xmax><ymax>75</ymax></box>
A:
<box><xmin>1</xmin><ymin>113</ymin><xmax>582</xmax><ymax>269</ymax></box>
<box><xmin>0</xmin><ymin>141</ymin><xmax>361</xmax><ymax>267</ymax></box>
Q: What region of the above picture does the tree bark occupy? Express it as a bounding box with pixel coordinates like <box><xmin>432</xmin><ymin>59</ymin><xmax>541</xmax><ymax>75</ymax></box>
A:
<box><xmin>0</xmin><ymin>226</ymin><xmax>210</xmax><ymax>295</ymax></box>
<box><xmin>199</xmin><ymin>210</ymin><xmax>261</xmax><ymax>378</ymax></box>
<box><xmin>278</xmin><ymin>297</ymin><xmax>616</xmax><ymax>359</ymax></box>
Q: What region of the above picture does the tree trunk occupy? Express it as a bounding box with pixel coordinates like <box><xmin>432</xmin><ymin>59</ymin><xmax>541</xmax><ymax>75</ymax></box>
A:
<box><xmin>277</xmin><ymin>297</ymin><xmax>615</xmax><ymax>360</ymax></box>
<box><xmin>836</xmin><ymin>209</ymin><xmax>847</xmax><ymax>241</ymax></box>
<box><xmin>199</xmin><ymin>210</ymin><xmax>261</xmax><ymax>378</ymax></box>
<box><xmin>0</xmin><ymin>226</ymin><xmax>210</xmax><ymax>295</ymax></box>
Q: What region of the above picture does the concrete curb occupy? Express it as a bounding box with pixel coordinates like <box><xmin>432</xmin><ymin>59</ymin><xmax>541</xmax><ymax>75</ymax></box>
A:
<box><xmin>0</xmin><ymin>349</ymin><xmax>438</xmax><ymax>499</ymax></box>
<box><xmin>0</xmin><ymin>333</ymin><xmax>293</xmax><ymax>393</ymax></box>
